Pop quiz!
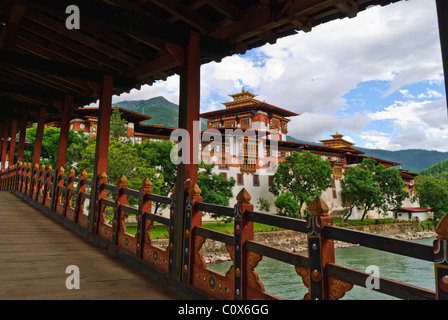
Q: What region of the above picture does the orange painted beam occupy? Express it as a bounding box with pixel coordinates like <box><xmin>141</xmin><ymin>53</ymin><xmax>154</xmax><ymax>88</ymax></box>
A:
<box><xmin>1</xmin><ymin>119</ymin><xmax>9</xmax><ymax>170</ymax></box>
<box><xmin>8</xmin><ymin>119</ymin><xmax>17</xmax><ymax>167</ymax></box>
<box><xmin>32</xmin><ymin>107</ymin><xmax>46</xmax><ymax>166</ymax></box>
<box><xmin>55</xmin><ymin>95</ymin><xmax>73</xmax><ymax>171</ymax></box>
<box><xmin>17</xmin><ymin>109</ymin><xmax>29</xmax><ymax>164</ymax></box>
<box><xmin>88</xmin><ymin>74</ymin><xmax>113</xmax><ymax>233</ymax></box>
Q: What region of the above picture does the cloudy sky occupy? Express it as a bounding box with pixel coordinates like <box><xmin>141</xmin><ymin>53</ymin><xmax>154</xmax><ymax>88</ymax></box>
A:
<box><xmin>109</xmin><ymin>0</ymin><xmax>447</xmax><ymax>152</ymax></box>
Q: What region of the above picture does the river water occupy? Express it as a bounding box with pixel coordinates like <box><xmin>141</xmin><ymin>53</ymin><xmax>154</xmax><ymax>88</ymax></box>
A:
<box><xmin>208</xmin><ymin>238</ymin><xmax>436</xmax><ymax>300</ymax></box>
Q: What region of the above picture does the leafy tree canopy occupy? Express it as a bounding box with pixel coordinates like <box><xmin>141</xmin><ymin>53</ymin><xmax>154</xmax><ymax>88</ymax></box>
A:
<box><xmin>415</xmin><ymin>175</ymin><xmax>448</xmax><ymax>220</ymax></box>
<box><xmin>269</xmin><ymin>150</ymin><xmax>333</xmax><ymax>218</ymax></box>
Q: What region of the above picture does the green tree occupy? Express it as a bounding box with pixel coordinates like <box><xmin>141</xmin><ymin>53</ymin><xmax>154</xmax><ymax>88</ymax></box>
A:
<box><xmin>23</xmin><ymin>124</ymin><xmax>90</xmax><ymax>171</ymax></box>
<box><xmin>341</xmin><ymin>164</ymin><xmax>382</xmax><ymax>222</ymax></box>
<box><xmin>110</xmin><ymin>105</ymin><xmax>128</xmax><ymax>140</ymax></box>
<box><xmin>274</xmin><ymin>191</ymin><xmax>301</xmax><ymax>218</ymax></box>
<box><xmin>415</xmin><ymin>175</ymin><xmax>448</xmax><ymax>220</ymax></box>
<box><xmin>197</xmin><ymin>163</ymin><xmax>236</xmax><ymax>224</ymax></box>
<box><xmin>136</xmin><ymin>139</ymin><xmax>177</xmax><ymax>214</ymax></box>
<box><xmin>341</xmin><ymin>158</ymin><xmax>409</xmax><ymax>221</ymax></box>
<box><xmin>257</xmin><ymin>197</ymin><xmax>271</xmax><ymax>212</ymax></box>
<box><xmin>269</xmin><ymin>150</ymin><xmax>333</xmax><ymax>218</ymax></box>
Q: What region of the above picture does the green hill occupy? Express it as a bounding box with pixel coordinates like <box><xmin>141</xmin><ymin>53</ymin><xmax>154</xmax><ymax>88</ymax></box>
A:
<box><xmin>116</xmin><ymin>96</ymin><xmax>207</xmax><ymax>129</ymax></box>
<box><xmin>419</xmin><ymin>158</ymin><xmax>448</xmax><ymax>179</ymax></box>
<box><xmin>115</xmin><ymin>96</ymin><xmax>179</xmax><ymax>127</ymax></box>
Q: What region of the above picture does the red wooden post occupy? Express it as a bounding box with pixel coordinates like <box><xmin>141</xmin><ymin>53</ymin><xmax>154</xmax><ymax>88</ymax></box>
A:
<box><xmin>55</xmin><ymin>96</ymin><xmax>73</xmax><ymax>171</ymax></box>
<box><xmin>1</xmin><ymin>119</ymin><xmax>9</xmax><ymax>170</ymax></box>
<box><xmin>74</xmin><ymin>169</ymin><xmax>88</xmax><ymax>225</ymax></box>
<box><xmin>434</xmin><ymin>212</ymin><xmax>448</xmax><ymax>300</ymax></box>
<box><xmin>54</xmin><ymin>167</ymin><xmax>65</xmax><ymax>213</ymax></box>
<box><xmin>64</xmin><ymin>168</ymin><xmax>76</xmax><ymax>218</ymax></box>
<box><xmin>8</xmin><ymin>119</ymin><xmax>18</xmax><ymax>169</ymax></box>
<box><xmin>88</xmin><ymin>75</ymin><xmax>113</xmax><ymax>234</ymax></box>
<box><xmin>113</xmin><ymin>174</ymin><xmax>128</xmax><ymax>246</ymax></box>
<box><xmin>304</xmin><ymin>197</ymin><xmax>353</xmax><ymax>300</ymax></box>
<box><xmin>95</xmin><ymin>172</ymin><xmax>109</xmax><ymax>236</ymax></box>
<box><xmin>16</xmin><ymin>161</ymin><xmax>23</xmax><ymax>191</ymax></box>
<box><xmin>29</xmin><ymin>163</ymin><xmax>39</xmax><ymax>199</ymax></box>
<box><xmin>33</xmin><ymin>107</ymin><xmax>47</xmax><ymax>167</ymax></box>
<box><xmin>44</xmin><ymin>165</ymin><xmax>53</xmax><ymax>207</ymax></box>
<box><xmin>36</xmin><ymin>164</ymin><xmax>45</xmax><ymax>202</ymax></box>
<box><xmin>172</xmin><ymin>30</ymin><xmax>201</xmax><ymax>280</ymax></box>
<box><xmin>233</xmin><ymin>188</ymin><xmax>254</xmax><ymax>300</ymax></box>
<box><xmin>182</xmin><ymin>183</ymin><xmax>203</xmax><ymax>284</ymax></box>
<box><xmin>17</xmin><ymin>110</ymin><xmax>28</xmax><ymax>164</ymax></box>
<box><xmin>23</xmin><ymin>162</ymin><xmax>31</xmax><ymax>194</ymax></box>
<box><xmin>137</xmin><ymin>178</ymin><xmax>152</xmax><ymax>259</ymax></box>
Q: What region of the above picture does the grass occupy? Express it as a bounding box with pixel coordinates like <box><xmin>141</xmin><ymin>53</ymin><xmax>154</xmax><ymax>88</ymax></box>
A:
<box><xmin>125</xmin><ymin>220</ymin><xmax>282</xmax><ymax>239</ymax></box>
<box><xmin>123</xmin><ymin>217</ymin><xmax>437</xmax><ymax>239</ymax></box>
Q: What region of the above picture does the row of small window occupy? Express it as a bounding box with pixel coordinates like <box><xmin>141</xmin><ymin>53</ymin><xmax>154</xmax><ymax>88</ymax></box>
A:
<box><xmin>220</xmin><ymin>173</ymin><xmax>275</xmax><ymax>187</ymax></box>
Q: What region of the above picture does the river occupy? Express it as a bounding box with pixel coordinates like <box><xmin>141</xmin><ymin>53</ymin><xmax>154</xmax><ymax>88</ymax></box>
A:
<box><xmin>208</xmin><ymin>238</ymin><xmax>436</xmax><ymax>300</ymax></box>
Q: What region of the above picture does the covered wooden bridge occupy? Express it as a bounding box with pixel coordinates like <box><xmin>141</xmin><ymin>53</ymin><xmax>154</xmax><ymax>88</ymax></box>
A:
<box><xmin>1</xmin><ymin>0</ymin><xmax>448</xmax><ymax>301</ymax></box>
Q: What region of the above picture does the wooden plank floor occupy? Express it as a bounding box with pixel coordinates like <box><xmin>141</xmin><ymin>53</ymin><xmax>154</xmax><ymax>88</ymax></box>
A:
<box><xmin>0</xmin><ymin>192</ymin><xmax>185</xmax><ymax>300</ymax></box>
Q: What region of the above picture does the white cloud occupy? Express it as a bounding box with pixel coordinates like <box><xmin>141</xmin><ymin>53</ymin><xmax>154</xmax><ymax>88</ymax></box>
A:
<box><xmin>100</xmin><ymin>0</ymin><xmax>446</xmax><ymax>151</ymax></box>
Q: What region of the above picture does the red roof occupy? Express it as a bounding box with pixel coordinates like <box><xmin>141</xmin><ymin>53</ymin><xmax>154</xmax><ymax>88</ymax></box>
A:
<box><xmin>200</xmin><ymin>102</ymin><xmax>299</xmax><ymax>119</ymax></box>
<box><xmin>398</xmin><ymin>207</ymin><xmax>432</xmax><ymax>212</ymax></box>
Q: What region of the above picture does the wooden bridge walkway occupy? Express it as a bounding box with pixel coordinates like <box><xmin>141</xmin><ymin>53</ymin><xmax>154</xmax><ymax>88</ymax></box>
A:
<box><xmin>0</xmin><ymin>192</ymin><xmax>184</xmax><ymax>300</ymax></box>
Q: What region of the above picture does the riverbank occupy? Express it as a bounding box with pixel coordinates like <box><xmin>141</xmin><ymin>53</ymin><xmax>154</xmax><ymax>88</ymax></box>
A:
<box><xmin>152</xmin><ymin>222</ymin><xmax>436</xmax><ymax>264</ymax></box>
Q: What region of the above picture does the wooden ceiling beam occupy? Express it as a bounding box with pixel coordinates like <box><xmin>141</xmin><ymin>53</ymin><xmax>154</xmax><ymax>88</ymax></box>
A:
<box><xmin>0</xmin><ymin>81</ymin><xmax>92</xmax><ymax>106</ymax></box>
<box><xmin>26</xmin><ymin>10</ymin><xmax>141</xmax><ymax>67</ymax></box>
<box><xmin>7</xmin><ymin>0</ymin><xmax>235</xmax><ymax>60</ymax></box>
<box><xmin>335</xmin><ymin>0</ymin><xmax>359</xmax><ymax>18</ymax></box>
<box><xmin>147</xmin><ymin>0</ymin><xmax>216</xmax><ymax>34</ymax></box>
<box><xmin>0</xmin><ymin>95</ymin><xmax>60</xmax><ymax>114</ymax></box>
<box><xmin>0</xmin><ymin>4</ymin><xmax>26</xmax><ymax>50</ymax></box>
<box><xmin>18</xmin><ymin>20</ymin><xmax>126</xmax><ymax>73</ymax></box>
<box><xmin>0</xmin><ymin>50</ymin><xmax>139</xmax><ymax>90</ymax></box>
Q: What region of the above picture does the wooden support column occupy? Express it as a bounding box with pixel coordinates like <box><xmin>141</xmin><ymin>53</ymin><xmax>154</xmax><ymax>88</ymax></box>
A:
<box><xmin>172</xmin><ymin>31</ymin><xmax>201</xmax><ymax>280</ymax></box>
<box><xmin>51</xmin><ymin>96</ymin><xmax>73</xmax><ymax>211</ymax></box>
<box><xmin>8</xmin><ymin>120</ymin><xmax>18</xmax><ymax>167</ymax></box>
<box><xmin>17</xmin><ymin>109</ymin><xmax>29</xmax><ymax>164</ymax></box>
<box><xmin>436</xmin><ymin>0</ymin><xmax>448</xmax><ymax>108</ymax></box>
<box><xmin>88</xmin><ymin>74</ymin><xmax>113</xmax><ymax>233</ymax></box>
<box><xmin>32</xmin><ymin>107</ymin><xmax>47</xmax><ymax>167</ymax></box>
<box><xmin>0</xmin><ymin>120</ymin><xmax>9</xmax><ymax>170</ymax></box>
<box><xmin>1</xmin><ymin>120</ymin><xmax>9</xmax><ymax>170</ymax></box>
<box><xmin>55</xmin><ymin>96</ymin><xmax>73</xmax><ymax>171</ymax></box>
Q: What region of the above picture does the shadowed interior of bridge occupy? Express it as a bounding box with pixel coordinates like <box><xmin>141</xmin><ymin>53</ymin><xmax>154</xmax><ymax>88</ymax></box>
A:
<box><xmin>0</xmin><ymin>192</ymin><xmax>185</xmax><ymax>300</ymax></box>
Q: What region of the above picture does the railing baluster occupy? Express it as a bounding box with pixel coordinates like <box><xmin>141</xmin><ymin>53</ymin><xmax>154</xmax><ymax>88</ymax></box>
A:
<box><xmin>434</xmin><ymin>212</ymin><xmax>448</xmax><ymax>300</ymax></box>
<box><xmin>113</xmin><ymin>175</ymin><xmax>128</xmax><ymax>245</ymax></box>
<box><xmin>234</xmin><ymin>188</ymin><xmax>254</xmax><ymax>300</ymax></box>
<box><xmin>182</xmin><ymin>183</ymin><xmax>202</xmax><ymax>285</ymax></box>
<box><xmin>137</xmin><ymin>178</ymin><xmax>152</xmax><ymax>259</ymax></box>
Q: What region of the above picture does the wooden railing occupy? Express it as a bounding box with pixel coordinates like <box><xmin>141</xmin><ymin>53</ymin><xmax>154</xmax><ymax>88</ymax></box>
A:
<box><xmin>1</xmin><ymin>162</ymin><xmax>447</xmax><ymax>300</ymax></box>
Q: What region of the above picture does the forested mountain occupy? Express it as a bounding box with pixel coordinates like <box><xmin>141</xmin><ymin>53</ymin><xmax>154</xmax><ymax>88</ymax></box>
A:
<box><xmin>419</xmin><ymin>159</ymin><xmax>448</xmax><ymax>179</ymax></box>
<box><xmin>116</xmin><ymin>97</ymin><xmax>448</xmax><ymax>173</ymax></box>
<box><xmin>115</xmin><ymin>96</ymin><xmax>179</xmax><ymax>127</ymax></box>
